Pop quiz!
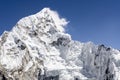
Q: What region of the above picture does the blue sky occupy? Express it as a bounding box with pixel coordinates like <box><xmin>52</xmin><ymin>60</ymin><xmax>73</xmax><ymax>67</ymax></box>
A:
<box><xmin>0</xmin><ymin>0</ymin><xmax>120</xmax><ymax>49</ymax></box>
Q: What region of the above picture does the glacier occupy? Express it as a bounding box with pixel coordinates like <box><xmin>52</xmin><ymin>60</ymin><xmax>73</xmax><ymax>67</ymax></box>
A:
<box><xmin>0</xmin><ymin>8</ymin><xmax>120</xmax><ymax>80</ymax></box>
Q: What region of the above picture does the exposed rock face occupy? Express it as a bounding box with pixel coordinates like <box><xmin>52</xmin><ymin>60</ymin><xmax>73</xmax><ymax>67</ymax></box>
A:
<box><xmin>0</xmin><ymin>8</ymin><xmax>120</xmax><ymax>80</ymax></box>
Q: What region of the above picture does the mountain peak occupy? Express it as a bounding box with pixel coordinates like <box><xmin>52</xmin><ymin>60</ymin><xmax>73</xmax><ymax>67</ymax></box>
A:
<box><xmin>0</xmin><ymin>8</ymin><xmax>120</xmax><ymax>80</ymax></box>
<box><xmin>16</xmin><ymin>8</ymin><xmax>68</xmax><ymax>33</ymax></box>
<box><xmin>40</xmin><ymin>7</ymin><xmax>52</xmax><ymax>13</ymax></box>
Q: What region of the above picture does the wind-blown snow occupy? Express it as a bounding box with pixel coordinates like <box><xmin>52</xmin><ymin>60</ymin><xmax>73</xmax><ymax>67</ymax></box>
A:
<box><xmin>18</xmin><ymin>8</ymin><xmax>68</xmax><ymax>32</ymax></box>
<box><xmin>0</xmin><ymin>8</ymin><xmax>120</xmax><ymax>80</ymax></box>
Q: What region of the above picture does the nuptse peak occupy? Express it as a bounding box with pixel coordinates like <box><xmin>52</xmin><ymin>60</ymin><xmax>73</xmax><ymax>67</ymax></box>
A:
<box><xmin>0</xmin><ymin>8</ymin><xmax>120</xmax><ymax>80</ymax></box>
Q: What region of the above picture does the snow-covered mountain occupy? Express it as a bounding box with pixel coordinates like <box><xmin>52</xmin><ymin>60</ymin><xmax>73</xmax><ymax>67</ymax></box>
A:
<box><xmin>0</xmin><ymin>8</ymin><xmax>120</xmax><ymax>80</ymax></box>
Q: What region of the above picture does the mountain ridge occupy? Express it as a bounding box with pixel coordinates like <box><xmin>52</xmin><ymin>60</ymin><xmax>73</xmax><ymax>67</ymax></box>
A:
<box><xmin>0</xmin><ymin>8</ymin><xmax>120</xmax><ymax>80</ymax></box>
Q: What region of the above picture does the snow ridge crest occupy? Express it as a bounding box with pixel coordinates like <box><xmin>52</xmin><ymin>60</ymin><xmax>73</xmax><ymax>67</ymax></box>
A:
<box><xmin>17</xmin><ymin>8</ymin><xmax>68</xmax><ymax>32</ymax></box>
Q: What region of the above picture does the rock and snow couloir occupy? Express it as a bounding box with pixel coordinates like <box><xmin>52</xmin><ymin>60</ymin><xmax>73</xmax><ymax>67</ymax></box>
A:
<box><xmin>0</xmin><ymin>8</ymin><xmax>120</xmax><ymax>80</ymax></box>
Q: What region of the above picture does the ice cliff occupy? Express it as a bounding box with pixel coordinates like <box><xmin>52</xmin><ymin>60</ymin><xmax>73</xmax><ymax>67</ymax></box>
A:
<box><xmin>0</xmin><ymin>8</ymin><xmax>120</xmax><ymax>80</ymax></box>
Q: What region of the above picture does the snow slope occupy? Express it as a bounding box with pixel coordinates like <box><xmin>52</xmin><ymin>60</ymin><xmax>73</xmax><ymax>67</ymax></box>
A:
<box><xmin>0</xmin><ymin>8</ymin><xmax>120</xmax><ymax>80</ymax></box>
